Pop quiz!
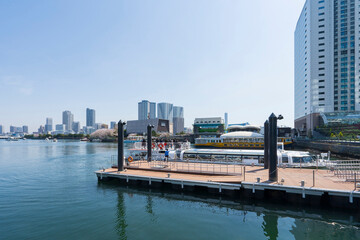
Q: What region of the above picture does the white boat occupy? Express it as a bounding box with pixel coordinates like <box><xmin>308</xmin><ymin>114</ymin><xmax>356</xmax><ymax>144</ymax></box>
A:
<box><xmin>53</xmin><ymin>138</ymin><xmax>58</xmax><ymax>142</ymax></box>
<box><xmin>125</xmin><ymin>141</ymin><xmax>327</xmax><ymax>168</ymax></box>
<box><xmin>6</xmin><ymin>137</ymin><xmax>19</xmax><ymax>141</ymax></box>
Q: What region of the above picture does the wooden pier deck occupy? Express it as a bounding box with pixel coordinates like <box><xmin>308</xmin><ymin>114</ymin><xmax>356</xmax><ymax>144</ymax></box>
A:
<box><xmin>96</xmin><ymin>161</ymin><xmax>360</xmax><ymax>209</ymax></box>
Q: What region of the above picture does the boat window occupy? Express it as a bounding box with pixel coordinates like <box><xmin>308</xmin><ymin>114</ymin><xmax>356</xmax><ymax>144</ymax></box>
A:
<box><xmin>198</xmin><ymin>154</ymin><xmax>211</xmax><ymax>160</ymax></box>
<box><xmin>184</xmin><ymin>153</ymin><xmax>197</xmax><ymax>160</ymax></box>
<box><xmin>227</xmin><ymin>155</ymin><xmax>242</xmax><ymax>162</ymax></box>
<box><xmin>292</xmin><ymin>156</ymin><xmax>313</xmax><ymax>163</ymax></box>
<box><xmin>211</xmin><ymin>155</ymin><xmax>226</xmax><ymax>161</ymax></box>
<box><xmin>282</xmin><ymin>156</ymin><xmax>289</xmax><ymax>163</ymax></box>
<box><xmin>259</xmin><ymin>156</ymin><xmax>264</xmax><ymax>163</ymax></box>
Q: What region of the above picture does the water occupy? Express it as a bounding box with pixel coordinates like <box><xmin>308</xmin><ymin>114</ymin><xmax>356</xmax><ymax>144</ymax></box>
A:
<box><xmin>0</xmin><ymin>140</ymin><xmax>359</xmax><ymax>240</ymax></box>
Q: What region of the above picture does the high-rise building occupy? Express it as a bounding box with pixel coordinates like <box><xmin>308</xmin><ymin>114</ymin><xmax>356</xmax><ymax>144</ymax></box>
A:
<box><xmin>138</xmin><ymin>100</ymin><xmax>156</xmax><ymax>120</ymax></box>
<box><xmin>157</xmin><ymin>102</ymin><xmax>173</xmax><ymax>122</ymax></box>
<box><xmin>62</xmin><ymin>111</ymin><xmax>74</xmax><ymax>131</ymax></box>
<box><xmin>10</xmin><ymin>126</ymin><xmax>16</xmax><ymax>133</ymax></box>
<box><xmin>45</xmin><ymin>117</ymin><xmax>53</xmax><ymax>132</ymax></box>
<box><xmin>173</xmin><ymin>106</ymin><xmax>184</xmax><ymax>134</ymax></box>
<box><xmin>173</xmin><ymin>106</ymin><xmax>184</xmax><ymax>118</ymax></box>
<box><xmin>110</xmin><ymin>121</ymin><xmax>116</xmax><ymax>129</ymax></box>
<box><xmin>0</xmin><ymin>125</ymin><xmax>3</xmax><ymax>134</ymax></box>
<box><xmin>38</xmin><ymin>125</ymin><xmax>45</xmax><ymax>134</ymax></box>
<box><xmin>22</xmin><ymin>126</ymin><xmax>28</xmax><ymax>134</ymax></box>
<box><xmin>294</xmin><ymin>0</ymin><xmax>360</xmax><ymax>132</ymax></box>
<box><xmin>86</xmin><ymin>108</ymin><xmax>96</xmax><ymax>127</ymax></box>
<box><xmin>224</xmin><ymin>113</ymin><xmax>228</xmax><ymax>130</ymax></box>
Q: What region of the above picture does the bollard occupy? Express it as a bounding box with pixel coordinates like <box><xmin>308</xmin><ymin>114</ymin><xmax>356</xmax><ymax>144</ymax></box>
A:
<box><xmin>244</xmin><ymin>166</ymin><xmax>246</xmax><ymax>181</ymax></box>
<box><xmin>301</xmin><ymin>180</ymin><xmax>305</xmax><ymax>187</ymax></box>
<box><xmin>313</xmin><ymin>170</ymin><xmax>315</xmax><ymax>187</ymax></box>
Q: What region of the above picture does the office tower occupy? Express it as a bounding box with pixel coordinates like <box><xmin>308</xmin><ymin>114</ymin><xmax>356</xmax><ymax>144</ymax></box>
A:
<box><xmin>45</xmin><ymin>117</ymin><xmax>53</xmax><ymax>132</ymax></box>
<box><xmin>110</xmin><ymin>121</ymin><xmax>116</xmax><ymax>129</ymax></box>
<box><xmin>294</xmin><ymin>0</ymin><xmax>360</xmax><ymax>131</ymax></box>
<box><xmin>38</xmin><ymin>125</ymin><xmax>45</xmax><ymax>134</ymax></box>
<box><xmin>72</xmin><ymin>122</ymin><xmax>81</xmax><ymax>133</ymax></box>
<box><xmin>173</xmin><ymin>106</ymin><xmax>184</xmax><ymax>118</ymax></box>
<box><xmin>10</xmin><ymin>126</ymin><xmax>16</xmax><ymax>133</ymax></box>
<box><xmin>224</xmin><ymin>113</ymin><xmax>228</xmax><ymax>129</ymax></box>
<box><xmin>138</xmin><ymin>100</ymin><xmax>156</xmax><ymax>120</ymax></box>
<box><xmin>86</xmin><ymin>108</ymin><xmax>96</xmax><ymax>127</ymax></box>
<box><xmin>157</xmin><ymin>102</ymin><xmax>173</xmax><ymax>122</ymax></box>
<box><xmin>173</xmin><ymin>106</ymin><xmax>184</xmax><ymax>134</ymax></box>
<box><xmin>62</xmin><ymin>111</ymin><xmax>73</xmax><ymax>131</ymax></box>
<box><xmin>0</xmin><ymin>125</ymin><xmax>3</xmax><ymax>134</ymax></box>
<box><xmin>22</xmin><ymin>126</ymin><xmax>28</xmax><ymax>134</ymax></box>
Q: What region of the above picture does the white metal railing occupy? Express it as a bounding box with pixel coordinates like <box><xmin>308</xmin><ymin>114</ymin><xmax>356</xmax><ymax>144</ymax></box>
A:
<box><xmin>127</xmin><ymin>159</ymin><xmax>243</xmax><ymax>176</ymax></box>
<box><xmin>327</xmin><ymin>160</ymin><xmax>360</xmax><ymax>181</ymax></box>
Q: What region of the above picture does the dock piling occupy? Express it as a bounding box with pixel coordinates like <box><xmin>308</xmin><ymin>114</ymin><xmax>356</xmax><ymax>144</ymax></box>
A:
<box><xmin>147</xmin><ymin>125</ymin><xmax>153</xmax><ymax>162</ymax></box>
<box><xmin>118</xmin><ymin>120</ymin><xmax>126</xmax><ymax>171</ymax></box>
<box><xmin>268</xmin><ymin>113</ymin><xmax>278</xmax><ymax>182</ymax></box>
<box><xmin>264</xmin><ymin>120</ymin><xmax>269</xmax><ymax>169</ymax></box>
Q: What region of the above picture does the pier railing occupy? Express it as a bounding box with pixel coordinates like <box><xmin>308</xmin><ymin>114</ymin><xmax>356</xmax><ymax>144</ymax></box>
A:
<box><xmin>327</xmin><ymin>160</ymin><xmax>360</xmax><ymax>181</ymax></box>
<box><xmin>127</xmin><ymin>159</ymin><xmax>243</xmax><ymax>176</ymax></box>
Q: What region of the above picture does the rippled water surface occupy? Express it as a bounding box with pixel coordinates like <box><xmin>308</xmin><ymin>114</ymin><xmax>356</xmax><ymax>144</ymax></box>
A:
<box><xmin>0</xmin><ymin>140</ymin><xmax>359</xmax><ymax>240</ymax></box>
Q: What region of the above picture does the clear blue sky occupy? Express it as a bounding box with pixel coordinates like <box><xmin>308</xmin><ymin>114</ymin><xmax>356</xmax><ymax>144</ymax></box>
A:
<box><xmin>0</xmin><ymin>0</ymin><xmax>305</xmax><ymax>132</ymax></box>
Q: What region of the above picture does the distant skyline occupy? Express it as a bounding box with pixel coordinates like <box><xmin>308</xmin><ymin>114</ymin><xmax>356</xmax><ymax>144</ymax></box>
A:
<box><xmin>0</xmin><ymin>0</ymin><xmax>306</xmax><ymax>132</ymax></box>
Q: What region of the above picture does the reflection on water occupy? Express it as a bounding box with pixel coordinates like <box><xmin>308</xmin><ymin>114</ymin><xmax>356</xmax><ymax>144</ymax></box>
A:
<box><xmin>262</xmin><ymin>214</ymin><xmax>279</xmax><ymax>240</ymax></box>
<box><xmin>116</xmin><ymin>192</ymin><xmax>128</xmax><ymax>240</ymax></box>
<box><xmin>0</xmin><ymin>140</ymin><xmax>359</xmax><ymax>240</ymax></box>
<box><xmin>104</xmin><ymin>183</ymin><xmax>360</xmax><ymax>240</ymax></box>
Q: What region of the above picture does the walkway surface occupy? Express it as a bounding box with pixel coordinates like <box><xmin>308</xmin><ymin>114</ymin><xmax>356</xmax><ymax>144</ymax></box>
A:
<box><xmin>102</xmin><ymin>161</ymin><xmax>358</xmax><ymax>191</ymax></box>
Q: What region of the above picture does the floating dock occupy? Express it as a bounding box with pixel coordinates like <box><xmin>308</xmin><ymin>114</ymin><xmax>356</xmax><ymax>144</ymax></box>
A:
<box><xmin>96</xmin><ymin>161</ymin><xmax>360</xmax><ymax>210</ymax></box>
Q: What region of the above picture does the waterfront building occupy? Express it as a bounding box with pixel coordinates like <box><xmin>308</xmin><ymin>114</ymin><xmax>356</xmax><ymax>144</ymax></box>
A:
<box><xmin>10</xmin><ymin>126</ymin><xmax>23</xmax><ymax>133</ymax></box>
<box><xmin>86</xmin><ymin>108</ymin><xmax>96</xmax><ymax>127</ymax></box>
<box><xmin>127</xmin><ymin>119</ymin><xmax>169</xmax><ymax>135</ymax></box>
<box><xmin>0</xmin><ymin>124</ymin><xmax>3</xmax><ymax>134</ymax></box>
<box><xmin>72</xmin><ymin>122</ymin><xmax>81</xmax><ymax>133</ymax></box>
<box><xmin>62</xmin><ymin>111</ymin><xmax>74</xmax><ymax>131</ymax></box>
<box><xmin>157</xmin><ymin>102</ymin><xmax>173</xmax><ymax>122</ymax></box>
<box><xmin>55</xmin><ymin>124</ymin><xmax>66</xmax><ymax>131</ymax></box>
<box><xmin>95</xmin><ymin>123</ymin><xmax>103</xmax><ymax>130</ymax></box>
<box><xmin>101</xmin><ymin>124</ymin><xmax>108</xmax><ymax>129</ymax></box>
<box><xmin>83</xmin><ymin>126</ymin><xmax>96</xmax><ymax>135</ymax></box>
<box><xmin>45</xmin><ymin>117</ymin><xmax>53</xmax><ymax>132</ymax></box>
<box><xmin>110</xmin><ymin>121</ymin><xmax>116</xmax><ymax>129</ymax></box>
<box><xmin>138</xmin><ymin>100</ymin><xmax>156</xmax><ymax>120</ymax></box>
<box><xmin>294</xmin><ymin>0</ymin><xmax>360</xmax><ymax>134</ymax></box>
<box><xmin>22</xmin><ymin>126</ymin><xmax>28</xmax><ymax>134</ymax></box>
<box><xmin>193</xmin><ymin>117</ymin><xmax>224</xmax><ymax>138</ymax></box>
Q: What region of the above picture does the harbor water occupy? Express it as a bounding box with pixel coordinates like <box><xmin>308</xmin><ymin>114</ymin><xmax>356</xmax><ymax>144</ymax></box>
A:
<box><xmin>1</xmin><ymin>140</ymin><xmax>360</xmax><ymax>240</ymax></box>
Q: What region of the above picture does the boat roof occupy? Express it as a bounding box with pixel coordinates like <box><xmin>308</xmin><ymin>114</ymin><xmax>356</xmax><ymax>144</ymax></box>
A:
<box><xmin>220</xmin><ymin>131</ymin><xmax>263</xmax><ymax>138</ymax></box>
<box><xmin>227</xmin><ymin>125</ymin><xmax>261</xmax><ymax>131</ymax></box>
<box><xmin>184</xmin><ymin>148</ymin><xmax>264</xmax><ymax>156</ymax></box>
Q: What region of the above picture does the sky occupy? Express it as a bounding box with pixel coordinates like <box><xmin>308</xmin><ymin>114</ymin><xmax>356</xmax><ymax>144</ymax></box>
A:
<box><xmin>0</xmin><ymin>0</ymin><xmax>306</xmax><ymax>132</ymax></box>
